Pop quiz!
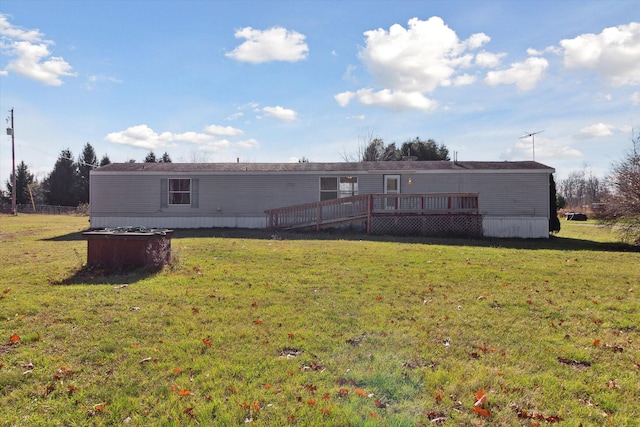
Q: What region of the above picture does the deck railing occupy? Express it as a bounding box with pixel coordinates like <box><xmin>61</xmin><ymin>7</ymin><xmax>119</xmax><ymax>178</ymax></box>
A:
<box><xmin>265</xmin><ymin>193</ymin><xmax>479</xmax><ymax>231</ymax></box>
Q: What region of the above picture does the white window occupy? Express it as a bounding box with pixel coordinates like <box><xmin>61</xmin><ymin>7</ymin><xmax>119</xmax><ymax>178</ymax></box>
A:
<box><xmin>320</xmin><ymin>176</ymin><xmax>358</xmax><ymax>201</ymax></box>
<box><xmin>168</xmin><ymin>178</ymin><xmax>191</xmax><ymax>205</ymax></box>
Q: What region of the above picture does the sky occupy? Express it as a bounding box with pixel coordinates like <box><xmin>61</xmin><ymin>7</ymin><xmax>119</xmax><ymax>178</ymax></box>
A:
<box><xmin>1</xmin><ymin>0</ymin><xmax>639</xmax><ymax>184</ymax></box>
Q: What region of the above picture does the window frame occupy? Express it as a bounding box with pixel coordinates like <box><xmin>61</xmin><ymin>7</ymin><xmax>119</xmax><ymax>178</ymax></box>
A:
<box><xmin>168</xmin><ymin>178</ymin><xmax>192</xmax><ymax>206</ymax></box>
<box><xmin>320</xmin><ymin>176</ymin><xmax>358</xmax><ymax>201</ymax></box>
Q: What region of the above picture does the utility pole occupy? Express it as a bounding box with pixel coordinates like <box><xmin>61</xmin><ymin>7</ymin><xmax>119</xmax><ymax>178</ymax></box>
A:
<box><xmin>7</xmin><ymin>109</ymin><xmax>17</xmax><ymax>215</ymax></box>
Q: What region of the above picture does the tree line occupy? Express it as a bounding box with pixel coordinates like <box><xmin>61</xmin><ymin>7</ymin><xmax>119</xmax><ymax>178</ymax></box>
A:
<box><xmin>342</xmin><ymin>136</ymin><xmax>450</xmax><ymax>162</ymax></box>
<box><xmin>1</xmin><ymin>144</ymin><xmax>171</xmax><ymax>208</ymax></box>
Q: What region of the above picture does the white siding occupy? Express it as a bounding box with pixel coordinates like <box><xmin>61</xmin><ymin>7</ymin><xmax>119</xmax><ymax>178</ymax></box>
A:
<box><xmin>483</xmin><ymin>217</ymin><xmax>549</xmax><ymax>238</ymax></box>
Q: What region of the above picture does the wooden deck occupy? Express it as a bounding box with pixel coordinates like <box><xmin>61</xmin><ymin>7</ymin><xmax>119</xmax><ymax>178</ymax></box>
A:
<box><xmin>265</xmin><ymin>193</ymin><xmax>479</xmax><ymax>233</ymax></box>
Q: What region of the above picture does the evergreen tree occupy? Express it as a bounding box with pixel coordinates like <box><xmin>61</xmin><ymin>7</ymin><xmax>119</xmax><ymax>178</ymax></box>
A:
<box><xmin>400</xmin><ymin>137</ymin><xmax>449</xmax><ymax>161</ymax></box>
<box><xmin>76</xmin><ymin>143</ymin><xmax>98</xmax><ymax>204</ymax></box>
<box><xmin>99</xmin><ymin>154</ymin><xmax>111</xmax><ymax>167</ymax></box>
<box><xmin>5</xmin><ymin>161</ymin><xmax>35</xmax><ymax>205</ymax></box>
<box><xmin>144</xmin><ymin>151</ymin><xmax>157</xmax><ymax>163</ymax></box>
<box><xmin>43</xmin><ymin>149</ymin><xmax>78</xmax><ymax>206</ymax></box>
<box><xmin>160</xmin><ymin>152</ymin><xmax>172</xmax><ymax>163</ymax></box>
<box><xmin>549</xmin><ymin>174</ymin><xmax>561</xmax><ymax>233</ymax></box>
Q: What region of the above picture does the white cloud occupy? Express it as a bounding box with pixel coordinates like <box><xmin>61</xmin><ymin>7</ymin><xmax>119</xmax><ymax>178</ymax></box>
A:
<box><xmin>235</xmin><ymin>138</ymin><xmax>259</xmax><ymax>149</ymax></box>
<box><xmin>172</xmin><ymin>131</ymin><xmax>214</xmax><ymax>144</ymax></box>
<box><xmin>204</xmin><ymin>124</ymin><xmax>244</xmax><ymax>136</ymax></box>
<box><xmin>354</xmin><ymin>88</ymin><xmax>437</xmax><ymax>111</ymax></box>
<box><xmin>453</xmin><ymin>73</ymin><xmax>476</xmax><ymax>86</ymax></box>
<box><xmin>226</xmin><ymin>26</ymin><xmax>309</xmax><ymax>63</ymax></box>
<box><xmin>475</xmin><ymin>51</ymin><xmax>506</xmax><ymax>68</ymax></box>
<box><xmin>338</xmin><ymin>16</ymin><xmax>510</xmax><ymax>111</ymax></box>
<box><xmin>342</xmin><ymin>64</ymin><xmax>358</xmax><ymax>83</ymax></box>
<box><xmin>105</xmin><ymin>125</ymin><xmax>175</xmax><ymax>149</ymax></box>
<box><xmin>105</xmin><ymin>125</ymin><xmax>215</xmax><ymax>149</ymax></box>
<box><xmin>505</xmin><ymin>137</ymin><xmax>582</xmax><ymax>162</ymax></box>
<box><xmin>4</xmin><ymin>41</ymin><xmax>76</xmax><ymax>86</ymax></box>
<box><xmin>575</xmin><ymin>123</ymin><xmax>615</xmax><ymax>139</ymax></box>
<box><xmin>631</xmin><ymin>92</ymin><xmax>640</xmax><ymax>105</ymax></box>
<box><xmin>527</xmin><ymin>46</ymin><xmax>561</xmax><ymax>56</ymax></box>
<box><xmin>198</xmin><ymin>139</ymin><xmax>232</xmax><ymax>153</ymax></box>
<box><xmin>226</xmin><ymin>112</ymin><xmax>244</xmax><ymax>121</ymax></box>
<box><xmin>262</xmin><ymin>106</ymin><xmax>297</xmax><ymax>121</ymax></box>
<box><xmin>0</xmin><ymin>13</ymin><xmax>44</xmax><ymax>42</ymax></box>
<box><xmin>0</xmin><ymin>13</ymin><xmax>76</xmax><ymax>86</ymax></box>
<box><xmin>359</xmin><ymin>17</ymin><xmax>490</xmax><ymax>93</ymax></box>
<box><xmin>84</xmin><ymin>74</ymin><xmax>122</xmax><ymax>90</ymax></box>
<box><xmin>560</xmin><ymin>22</ymin><xmax>640</xmax><ymax>86</ymax></box>
<box><xmin>105</xmin><ymin>124</ymin><xmax>258</xmax><ymax>155</ymax></box>
<box><xmin>484</xmin><ymin>57</ymin><xmax>548</xmax><ymax>91</ymax></box>
<box><xmin>334</xmin><ymin>91</ymin><xmax>356</xmax><ymax>107</ymax></box>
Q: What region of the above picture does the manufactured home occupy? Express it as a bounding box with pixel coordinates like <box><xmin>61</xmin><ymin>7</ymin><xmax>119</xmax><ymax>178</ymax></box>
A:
<box><xmin>89</xmin><ymin>160</ymin><xmax>555</xmax><ymax>238</ymax></box>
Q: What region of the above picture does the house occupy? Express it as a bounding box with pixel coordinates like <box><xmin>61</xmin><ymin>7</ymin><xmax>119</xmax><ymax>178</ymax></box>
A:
<box><xmin>89</xmin><ymin>160</ymin><xmax>555</xmax><ymax>238</ymax></box>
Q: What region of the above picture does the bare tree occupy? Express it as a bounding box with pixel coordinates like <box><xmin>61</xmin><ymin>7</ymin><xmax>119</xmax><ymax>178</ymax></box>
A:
<box><xmin>559</xmin><ymin>166</ymin><xmax>606</xmax><ymax>210</ymax></box>
<box><xmin>601</xmin><ymin>132</ymin><xmax>640</xmax><ymax>244</ymax></box>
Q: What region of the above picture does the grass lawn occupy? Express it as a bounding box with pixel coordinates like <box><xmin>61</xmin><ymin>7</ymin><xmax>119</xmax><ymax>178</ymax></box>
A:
<box><xmin>0</xmin><ymin>214</ymin><xmax>639</xmax><ymax>426</ymax></box>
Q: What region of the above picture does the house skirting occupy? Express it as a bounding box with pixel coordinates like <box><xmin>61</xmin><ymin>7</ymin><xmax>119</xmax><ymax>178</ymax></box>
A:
<box><xmin>90</xmin><ymin>215</ymin><xmax>550</xmax><ymax>239</ymax></box>
<box><xmin>482</xmin><ymin>217</ymin><xmax>549</xmax><ymax>238</ymax></box>
<box><xmin>369</xmin><ymin>214</ymin><xmax>483</xmax><ymax>238</ymax></box>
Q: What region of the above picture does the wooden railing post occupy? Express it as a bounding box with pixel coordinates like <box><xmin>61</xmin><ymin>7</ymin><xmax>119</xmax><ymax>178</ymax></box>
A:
<box><xmin>367</xmin><ymin>194</ymin><xmax>372</xmax><ymax>234</ymax></box>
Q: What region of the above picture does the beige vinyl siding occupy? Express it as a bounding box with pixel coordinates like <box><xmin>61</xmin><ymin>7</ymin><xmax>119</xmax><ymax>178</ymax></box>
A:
<box><xmin>90</xmin><ymin>175</ymin><xmax>162</xmax><ymax>215</ymax></box>
<box><xmin>405</xmin><ymin>172</ymin><xmax>548</xmax><ymax>218</ymax></box>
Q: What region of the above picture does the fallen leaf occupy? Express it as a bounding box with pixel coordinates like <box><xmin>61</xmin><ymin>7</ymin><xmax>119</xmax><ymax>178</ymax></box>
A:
<box><xmin>593</xmin><ymin>339</ymin><xmax>600</xmax><ymax>347</ymax></box>
<box><xmin>354</xmin><ymin>388</ymin><xmax>368</xmax><ymax>397</ymax></box>
<box><xmin>178</xmin><ymin>389</ymin><xmax>191</xmax><ymax>396</ymax></box>
<box><xmin>474</xmin><ymin>389</ymin><xmax>486</xmax><ymax>407</ymax></box>
<box><xmin>2</xmin><ymin>288</ymin><xmax>10</xmax><ymax>293</ymax></box>
<box><xmin>202</xmin><ymin>336</ymin><xmax>213</xmax><ymax>347</ymax></box>
<box><xmin>473</xmin><ymin>406</ymin><xmax>491</xmax><ymax>417</ymax></box>
<box><xmin>9</xmin><ymin>333</ymin><xmax>20</xmax><ymax>344</ymax></box>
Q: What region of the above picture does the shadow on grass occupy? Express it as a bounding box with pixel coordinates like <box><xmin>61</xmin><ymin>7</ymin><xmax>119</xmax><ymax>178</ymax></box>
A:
<box><xmin>171</xmin><ymin>227</ymin><xmax>639</xmax><ymax>253</ymax></box>
<box><xmin>42</xmin><ymin>227</ymin><xmax>638</xmax><ymax>253</ymax></box>
<box><xmin>42</xmin><ymin>231</ymin><xmax>86</xmax><ymax>242</ymax></box>
<box><xmin>54</xmin><ymin>264</ymin><xmax>167</xmax><ymax>286</ymax></box>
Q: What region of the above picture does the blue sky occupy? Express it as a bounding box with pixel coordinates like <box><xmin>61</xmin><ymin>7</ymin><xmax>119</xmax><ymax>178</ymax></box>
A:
<box><xmin>1</xmin><ymin>0</ymin><xmax>639</xmax><ymax>183</ymax></box>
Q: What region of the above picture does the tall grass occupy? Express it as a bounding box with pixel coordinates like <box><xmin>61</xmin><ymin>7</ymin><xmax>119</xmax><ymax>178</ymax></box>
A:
<box><xmin>0</xmin><ymin>215</ymin><xmax>638</xmax><ymax>426</ymax></box>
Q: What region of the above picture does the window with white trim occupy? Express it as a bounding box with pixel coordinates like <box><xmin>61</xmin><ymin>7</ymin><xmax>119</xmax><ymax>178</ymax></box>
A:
<box><xmin>168</xmin><ymin>178</ymin><xmax>191</xmax><ymax>205</ymax></box>
<box><xmin>320</xmin><ymin>176</ymin><xmax>358</xmax><ymax>201</ymax></box>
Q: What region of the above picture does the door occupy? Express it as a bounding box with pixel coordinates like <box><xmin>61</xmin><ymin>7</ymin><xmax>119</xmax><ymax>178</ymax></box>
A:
<box><xmin>384</xmin><ymin>175</ymin><xmax>400</xmax><ymax>209</ymax></box>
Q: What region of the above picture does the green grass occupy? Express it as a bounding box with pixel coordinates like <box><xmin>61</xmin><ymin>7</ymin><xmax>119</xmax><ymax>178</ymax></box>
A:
<box><xmin>1</xmin><ymin>214</ymin><xmax>639</xmax><ymax>426</ymax></box>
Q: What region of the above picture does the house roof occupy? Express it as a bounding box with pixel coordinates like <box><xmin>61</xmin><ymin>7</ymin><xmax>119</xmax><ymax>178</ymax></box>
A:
<box><xmin>95</xmin><ymin>161</ymin><xmax>554</xmax><ymax>173</ymax></box>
